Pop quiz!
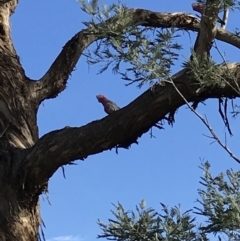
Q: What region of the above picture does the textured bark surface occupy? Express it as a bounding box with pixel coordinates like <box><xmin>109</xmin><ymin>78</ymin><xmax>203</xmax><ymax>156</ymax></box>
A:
<box><xmin>0</xmin><ymin>1</ymin><xmax>41</xmax><ymax>240</ymax></box>
<box><xmin>0</xmin><ymin>0</ymin><xmax>239</xmax><ymax>240</ymax></box>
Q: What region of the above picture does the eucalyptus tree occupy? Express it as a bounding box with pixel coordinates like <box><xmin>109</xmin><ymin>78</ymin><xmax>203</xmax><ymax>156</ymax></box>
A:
<box><xmin>0</xmin><ymin>0</ymin><xmax>239</xmax><ymax>240</ymax></box>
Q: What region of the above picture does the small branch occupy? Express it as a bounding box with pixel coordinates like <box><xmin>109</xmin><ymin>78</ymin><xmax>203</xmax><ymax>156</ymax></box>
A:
<box><xmin>168</xmin><ymin>77</ymin><xmax>240</xmax><ymax>164</ymax></box>
<box><xmin>218</xmin><ymin>98</ymin><xmax>232</xmax><ymax>136</ymax></box>
<box><xmin>33</xmin><ymin>30</ymin><xmax>98</xmax><ymax>103</ymax></box>
<box><xmin>32</xmin><ymin>8</ymin><xmax>240</xmax><ymax>104</ymax></box>
<box><xmin>61</xmin><ymin>166</ymin><xmax>66</xmax><ymax>179</ymax></box>
<box><xmin>221</xmin><ymin>8</ymin><xmax>229</xmax><ymax>29</ymax></box>
<box><xmin>213</xmin><ymin>40</ymin><xmax>240</xmax><ymax>95</ymax></box>
<box><xmin>194</xmin><ymin>0</ymin><xmax>220</xmax><ymax>59</ymax></box>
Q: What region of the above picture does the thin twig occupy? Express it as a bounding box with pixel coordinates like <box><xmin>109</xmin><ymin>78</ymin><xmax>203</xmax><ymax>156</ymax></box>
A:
<box><xmin>61</xmin><ymin>166</ymin><xmax>66</xmax><ymax>179</ymax></box>
<box><xmin>213</xmin><ymin>40</ymin><xmax>240</xmax><ymax>94</ymax></box>
<box><xmin>218</xmin><ymin>98</ymin><xmax>233</xmax><ymax>136</ymax></box>
<box><xmin>168</xmin><ymin>77</ymin><xmax>240</xmax><ymax>164</ymax></box>
<box><xmin>150</xmin><ymin>127</ymin><xmax>156</xmax><ymax>138</ymax></box>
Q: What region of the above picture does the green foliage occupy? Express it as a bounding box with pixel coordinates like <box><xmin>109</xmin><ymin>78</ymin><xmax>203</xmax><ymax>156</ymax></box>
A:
<box><xmin>183</xmin><ymin>51</ymin><xmax>239</xmax><ymax>93</ymax></box>
<box><xmin>97</xmin><ymin>163</ymin><xmax>240</xmax><ymax>241</ymax></box>
<box><xmin>196</xmin><ymin>0</ymin><xmax>238</xmax><ymax>11</ymax></box>
<box><xmin>77</xmin><ymin>0</ymin><xmax>240</xmax><ymax>88</ymax></box>
<box><xmin>195</xmin><ymin>162</ymin><xmax>240</xmax><ymax>239</ymax></box>
<box><xmin>183</xmin><ymin>51</ymin><xmax>220</xmax><ymax>86</ymax></box>
<box><xmin>78</xmin><ymin>0</ymin><xmax>182</xmax><ymax>88</ymax></box>
<box><xmin>79</xmin><ymin>0</ymin><xmax>132</xmax><ymax>35</ymax></box>
<box><xmin>98</xmin><ymin>202</ymin><xmax>199</xmax><ymax>241</ymax></box>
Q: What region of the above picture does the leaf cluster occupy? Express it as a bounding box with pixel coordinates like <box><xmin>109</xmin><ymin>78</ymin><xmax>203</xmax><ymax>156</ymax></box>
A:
<box><xmin>97</xmin><ymin>163</ymin><xmax>240</xmax><ymax>241</ymax></box>
<box><xmin>78</xmin><ymin>0</ymin><xmax>182</xmax><ymax>87</ymax></box>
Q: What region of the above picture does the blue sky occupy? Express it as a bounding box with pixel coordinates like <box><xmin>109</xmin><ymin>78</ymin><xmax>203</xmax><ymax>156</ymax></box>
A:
<box><xmin>10</xmin><ymin>1</ymin><xmax>240</xmax><ymax>241</ymax></box>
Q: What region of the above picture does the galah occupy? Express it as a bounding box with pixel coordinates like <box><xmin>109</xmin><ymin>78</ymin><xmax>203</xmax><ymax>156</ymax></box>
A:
<box><xmin>192</xmin><ymin>2</ymin><xmax>225</xmax><ymax>25</ymax></box>
<box><xmin>96</xmin><ymin>94</ymin><xmax>120</xmax><ymax>114</ymax></box>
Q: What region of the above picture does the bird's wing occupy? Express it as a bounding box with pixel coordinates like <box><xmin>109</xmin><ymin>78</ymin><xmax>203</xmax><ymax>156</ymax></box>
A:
<box><xmin>106</xmin><ymin>101</ymin><xmax>120</xmax><ymax>114</ymax></box>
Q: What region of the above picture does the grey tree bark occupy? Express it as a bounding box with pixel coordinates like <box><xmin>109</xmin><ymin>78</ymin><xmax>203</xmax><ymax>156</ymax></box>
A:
<box><xmin>0</xmin><ymin>1</ymin><xmax>239</xmax><ymax>240</ymax></box>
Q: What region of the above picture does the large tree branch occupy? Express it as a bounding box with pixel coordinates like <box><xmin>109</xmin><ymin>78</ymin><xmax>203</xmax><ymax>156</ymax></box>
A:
<box><xmin>32</xmin><ymin>31</ymin><xmax>98</xmax><ymax>102</ymax></box>
<box><xmin>24</xmin><ymin>63</ymin><xmax>240</xmax><ymax>190</ymax></box>
<box><xmin>32</xmin><ymin>9</ymin><xmax>240</xmax><ymax>104</ymax></box>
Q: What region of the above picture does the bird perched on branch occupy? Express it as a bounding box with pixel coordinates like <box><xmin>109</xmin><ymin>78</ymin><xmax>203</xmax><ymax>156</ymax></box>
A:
<box><xmin>192</xmin><ymin>2</ymin><xmax>225</xmax><ymax>25</ymax></box>
<box><xmin>96</xmin><ymin>94</ymin><xmax>120</xmax><ymax>114</ymax></box>
<box><xmin>96</xmin><ymin>94</ymin><xmax>138</xmax><ymax>150</ymax></box>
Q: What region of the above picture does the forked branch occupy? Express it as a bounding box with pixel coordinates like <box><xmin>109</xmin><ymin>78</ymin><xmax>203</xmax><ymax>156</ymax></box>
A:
<box><xmin>194</xmin><ymin>0</ymin><xmax>222</xmax><ymax>58</ymax></box>
<box><xmin>24</xmin><ymin>63</ymin><xmax>240</xmax><ymax>189</ymax></box>
<box><xmin>32</xmin><ymin>8</ymin><xmax>240</xmax><ymax>104</ymax></box>
<box><xmin>33</xmin><ymin>31</ymin><xmax>98</xmax><ymax>103</ymax></box>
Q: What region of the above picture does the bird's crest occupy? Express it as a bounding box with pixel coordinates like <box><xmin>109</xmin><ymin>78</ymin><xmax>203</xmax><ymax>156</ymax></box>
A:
<box><xmin>96</xmin><ymin>94</ymin><xmax>107</xmax><ymax>102</ymax></box>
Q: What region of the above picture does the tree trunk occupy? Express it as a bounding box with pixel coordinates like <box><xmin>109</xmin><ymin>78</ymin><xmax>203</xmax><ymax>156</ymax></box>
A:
<box><xmin>0</xmin><ymin>1</ymin><xmax>41</xmax><ymax>240</ymax></box>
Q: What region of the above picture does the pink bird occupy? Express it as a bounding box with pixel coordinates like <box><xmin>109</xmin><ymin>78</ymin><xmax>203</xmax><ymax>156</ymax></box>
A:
<box><xmin>192</xmin><ymin>2</ymin><xmax>225</xmax><ymax>25</ymax></box>
<box><xmin>96</xmin><ymin>94</ymin><xmax>120</xmax><ymax>114</ymax></box>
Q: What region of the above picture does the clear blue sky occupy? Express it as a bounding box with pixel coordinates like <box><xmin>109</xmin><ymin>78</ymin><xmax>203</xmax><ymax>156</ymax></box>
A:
<box><xmin>10</xmin><ymin>1</ymin><xmax>240</xmax><ymax>241</ymax></box>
